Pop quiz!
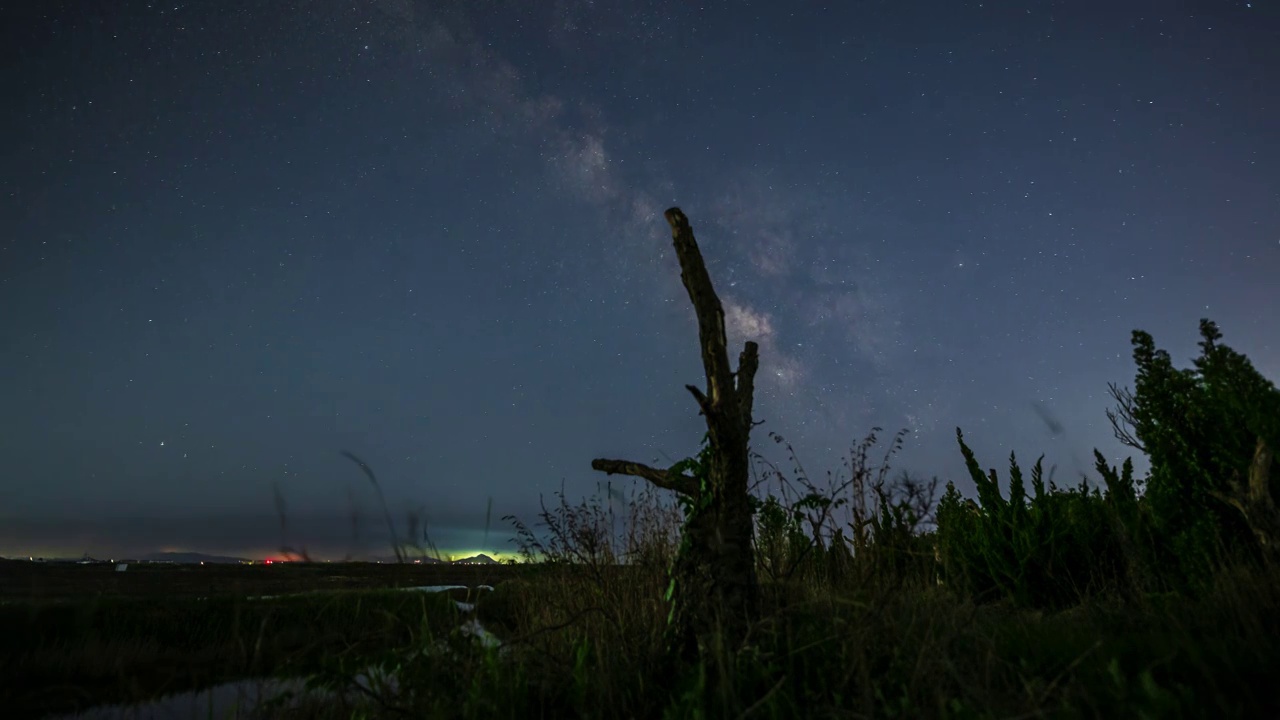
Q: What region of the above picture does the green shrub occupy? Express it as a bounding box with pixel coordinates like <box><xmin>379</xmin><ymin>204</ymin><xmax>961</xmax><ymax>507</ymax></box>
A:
<box><xmin>1111</xmin><ymin>319</ymin><xmax>1280</xmax><ymax>589</ymax></box>
<box><xmin>935</xmin><ymin>430</ymin><xmax>1134</xmax><ymax>609</ymax></box>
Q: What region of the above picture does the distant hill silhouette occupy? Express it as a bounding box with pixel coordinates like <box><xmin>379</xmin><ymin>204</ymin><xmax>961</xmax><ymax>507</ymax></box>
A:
<box><xmin>453</xmin><ymin>553</ymin><xmax>498</xmax><ymax>565</ymax></box>
<box><xmin>368</xmin><ymin>553</ymin><xmax>498</xmax><ymax>565</ymax></box>
<box><xmin>140</xmin><ymin>552</ymin><xmax>251</xmax><ymax>564</ymax></box>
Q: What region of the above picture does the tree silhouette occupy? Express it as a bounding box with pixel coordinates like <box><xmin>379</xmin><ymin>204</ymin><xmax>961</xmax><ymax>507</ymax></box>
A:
<box><xmin>591</xmin><ymin>208</ymin><xmax>760</xmax><ymax>661</ymax></box>
<box><xmin>1115</xmin><ymin>319</ymin><xmax>1279</xmax><ymax>582</ymax></box>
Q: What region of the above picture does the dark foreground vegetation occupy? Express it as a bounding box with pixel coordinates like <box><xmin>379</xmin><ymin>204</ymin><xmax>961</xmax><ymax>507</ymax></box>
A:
<box><xmin>5</xmin><ymin>211</ymin><xmax>1277</xmax><ymax>718</ymax></box>
<box><xmin>1</xmin><ymin>583</ymin><xmax>467</xmax><ymax>718</ymax></box>
<box><xmin>0</xmin><ymin>560</ymin><xmax>521</xmax><ymax>602</ymax></box>
<box><xmin>472</xmin><ymin>309</ymin><xmax>1280</xmax><ymax>719</ymax></box>
<box><xmin>1</xmin><ymin>562</ymin><xmax>522</xmax><ymax>717</ymax></box>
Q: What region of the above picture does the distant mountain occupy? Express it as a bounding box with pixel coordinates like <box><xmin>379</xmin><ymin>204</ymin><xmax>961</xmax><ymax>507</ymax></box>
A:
<box><xmin>453</xmin><ymin>553</ymin><xmax>498</xmax><ymax>565</ymax></box>
<box><xmin>367</xmin><ymin>553</ymin><xmax>497</xmax><ymax>565</ymax></box>
<box><xmin>140</xmin><ymin>551</ymin><xmax>251</xmax><ymax>564</ymax></box>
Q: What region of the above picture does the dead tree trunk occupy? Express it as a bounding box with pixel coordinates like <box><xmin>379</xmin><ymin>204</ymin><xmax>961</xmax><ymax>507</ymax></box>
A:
<box><xmin>1213</xmin><ymin>435</ymin><xmax>1279</xmax><ymax>558</ymax></box>
<box><xmin>592</xmin><ymin>207</ymin><xmax>760</xmax><ymax>661</ymax></box>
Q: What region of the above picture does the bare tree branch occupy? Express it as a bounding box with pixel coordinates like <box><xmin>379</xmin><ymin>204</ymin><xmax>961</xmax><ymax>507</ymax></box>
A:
<box><xmin>590</xmin><ymin>458</ymin><xmax>699</xmax><ymax>497</ymax></box>
<box><xmin>1106</xmin><ymin>382</ymin><xmax>1146</xmax><ymax>452</ymax></box>
<box><xmin>685</xmin><ymin>384</ymin><xmax>711</xmax><ymax>417</ymax></box>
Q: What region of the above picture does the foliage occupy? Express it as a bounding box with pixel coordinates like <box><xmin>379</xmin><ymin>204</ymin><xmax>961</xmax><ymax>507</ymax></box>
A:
<box><xmin>935</xmin><ymin>431</ymin><xmax>1136</xmax><ymax>609</ymax></box>
<box><xmin>1114</xmin><ymin>319</ymin><xmax>1280</xmax><ymax>587</ymax></box>
<box><xmin>933</xmin><ymin>319</ymin><xmax>1280</xmax><ymax>608</ymax></box>
<box><xmin>749</xmin><ymin>428</ymin><xmax>940</xmax><ymax>590</ymax></box>
<box><xmin>752</xmin><ymin>492</ymin><xmax>810</xmax><ymax>583</ymax></box>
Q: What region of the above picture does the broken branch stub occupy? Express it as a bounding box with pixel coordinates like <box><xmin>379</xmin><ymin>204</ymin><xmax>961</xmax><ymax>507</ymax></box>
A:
<box><xmin>590</xmin><ymin>458</ymin><xmax>699</xmax><ymax>497</ymax></box>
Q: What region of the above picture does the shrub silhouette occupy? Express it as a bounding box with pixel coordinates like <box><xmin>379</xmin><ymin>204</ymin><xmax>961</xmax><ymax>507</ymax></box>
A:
<box><xmin>1112</xmin><ymin>319</ymin><xmax>1280</xmax><ymax>588</ymax></box>
<box><xmin>935</xmin><ymin>430</ymin><xmax>1134</xmax><ymax>609</ymax></box>
<box><xmin>937</xmin><ymin>319</ymin><xmax>1279</xmax><ymax>609</ymax></box>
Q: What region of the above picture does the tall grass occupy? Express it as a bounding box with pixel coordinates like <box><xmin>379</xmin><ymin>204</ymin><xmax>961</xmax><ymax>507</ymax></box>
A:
<box><xmin>291</xmin><ymin>425</ymin><xmax>1279</xmax><ymax>719</ymax></box>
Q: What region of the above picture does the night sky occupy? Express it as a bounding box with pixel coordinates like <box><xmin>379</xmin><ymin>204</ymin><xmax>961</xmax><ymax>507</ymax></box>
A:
<box><xmin>3</xmin><ymin>1</ymin><xmax>1277</xmax><ymax>561</ymax></box>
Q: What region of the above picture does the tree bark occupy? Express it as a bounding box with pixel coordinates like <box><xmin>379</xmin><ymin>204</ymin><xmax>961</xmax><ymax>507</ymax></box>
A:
<box><xmin>591</xmin><ymin>207</ymin><xmax>760</xmax><ymax>661</ymax></box>
<box><xmin>1211</xmin><ymin>436</ymin><xmax>1279</xmax><ymax>557</ymax></box>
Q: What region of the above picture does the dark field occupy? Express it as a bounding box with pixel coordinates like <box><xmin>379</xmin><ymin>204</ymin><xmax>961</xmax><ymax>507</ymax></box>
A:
<box><xmin>1</xmin><ymin>560</ymin><xmax>527</xmax><ymax>719</ymax></box>
<box><xmin>0</xmin><ymin>559</ymin><xmax>525</xmax><ymax>602</ymax></box>
<box><xmin>3</xmin><ymin>558</ymin><xmax>1279</xmax><ymax>719</ymax></box>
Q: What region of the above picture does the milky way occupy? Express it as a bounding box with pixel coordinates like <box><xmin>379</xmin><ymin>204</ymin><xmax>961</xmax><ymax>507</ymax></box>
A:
<box><xmin>2</xmin><ymin>1</ymin><xmax>1276</xmax><ymax>559</ymax></box>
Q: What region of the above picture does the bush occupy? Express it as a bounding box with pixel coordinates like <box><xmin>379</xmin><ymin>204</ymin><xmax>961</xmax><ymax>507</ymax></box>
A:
<box><xmin>935</xmin><ymin>430</ymin><xmax>1136</xmax><ymax>609</ymax></box>
<box><xmin>1111</xmin><ymin>320</ymin><xmax>1280</xmax><ymax>587</ymax></box>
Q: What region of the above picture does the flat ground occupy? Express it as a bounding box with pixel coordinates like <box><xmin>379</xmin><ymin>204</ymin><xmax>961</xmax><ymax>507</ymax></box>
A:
<box><xmin>0</xmin><ymin>558</ymin><xmax>525</xmax><ymax>601</ymax></box>
<box><xmin>1</xmin><ymin>559</ymin><xmax>529</xmax><ymax>717</ymax></box>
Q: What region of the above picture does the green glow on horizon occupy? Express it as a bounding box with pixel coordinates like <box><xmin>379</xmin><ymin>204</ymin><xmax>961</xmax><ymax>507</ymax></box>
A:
<box><xmin>395</xmin><ymin>547</ymin><xmax>520</xmax><ymax>563</ymax></box>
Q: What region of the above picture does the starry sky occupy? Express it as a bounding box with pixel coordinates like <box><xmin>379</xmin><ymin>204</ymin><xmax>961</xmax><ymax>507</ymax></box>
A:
<box><xmin>2</xmin><ymin>0</ymin><xmax>1277</xmax><ymax>561</ymax></box>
